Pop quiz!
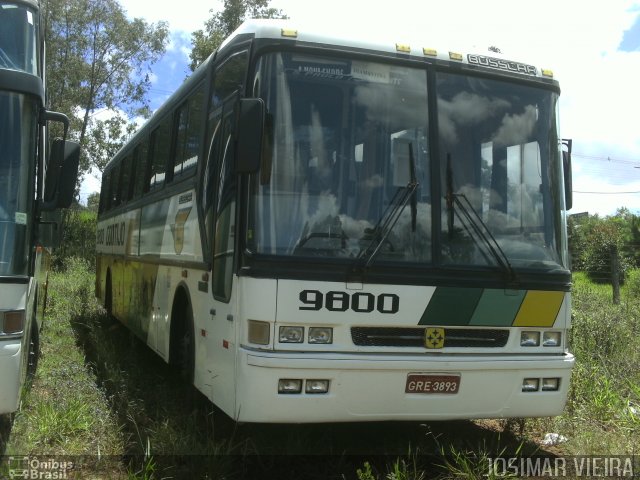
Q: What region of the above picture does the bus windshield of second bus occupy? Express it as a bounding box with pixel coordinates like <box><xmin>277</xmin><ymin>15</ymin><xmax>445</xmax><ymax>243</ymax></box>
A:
<box><xmin>246</xmin><ymin>52</ymin><xmax>567</xmax><ymax>273</ymax></box>
<box><xmin>0</xmin><ymin>90</ymin><xmax>38</xmax><ymax>275</ymax></box>
<box><xmin>0</xmin><ymin>2</ymin><xmax>41</xmax><ymax>276</ymax></box>
<box><xmin>0</xmin><ymin>1</ymin><xmax>38</xmax><ymax>74</ymax></box>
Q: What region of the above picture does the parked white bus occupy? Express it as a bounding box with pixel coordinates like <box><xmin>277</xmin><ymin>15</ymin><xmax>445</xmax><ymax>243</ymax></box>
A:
<box><xmin>96</xmin><ymin>20</ymin><xmax>574</xmax><ymax>423</ymax></box>
<box><xmin>0</xmin><ymin>0</ymin><xmax>80</xmax><ymax>416</ymax></box>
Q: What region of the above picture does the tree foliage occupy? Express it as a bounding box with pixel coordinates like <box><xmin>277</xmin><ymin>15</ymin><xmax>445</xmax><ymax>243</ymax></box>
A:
<box><xmin>54</xmin><ymin>209</ymin><xmax>97</xmax><ymax>269</ymax></box>
<box><xmin>189</xmin><ymin>0</ymin><xmax>286</xmax><ymax>71</ymax></box>
<box><xmin>43</xmin><ymin>0</ymin><xmax>169</xmax><ymax>180</ymax></box>
<box><xmin>569</xmin><ymin>208</ymin><xmax>640</xmax><ymax>283</ymax></box>
<box><xmin>84</xmin><ymin>114</ymin><xmax>137</xmax><ymax>173</ymax></box>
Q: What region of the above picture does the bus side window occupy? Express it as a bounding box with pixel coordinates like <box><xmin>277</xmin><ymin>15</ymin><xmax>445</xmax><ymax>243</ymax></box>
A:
<box><xmin>99</xmin><ymin>171</ymin><xmax>110</xmax><ymax>213</ymax></box>
<box><xmin>127</xmin><ymin>150</ymin><xmax>138</xmax><ymax>201</ymax></box>
<box><xmin>207</xmin><ymin>50</ymin><xmax>248</xmax><ymax>301</ymax></box>
<box><xmin>212</xmin><ymin>108</ymin><xmax>236</xmax><ymax>302</ymax></box>
<box><xmin>136</xmin><ymin>139</ymin><xmax>150</xmax><ymax>196</ymax></box>
<box><xmin>172</xmin><ymin>102</ymin><xmax>189</xmax><ymax>178</ymax></box>
<box><xmin>120</xmin><ymin>155</ymin><xmax>132</xmax><ymax>204</ymax></box>
<box><xmin>172</xmin><ymin>84</ymin><xmax>204</xmax><ymax>180</ymax></box>
<box><xmin>109</xmin><ymin>164</ymin><xmax>121</xmax><ymax>208</ymax></box>
<box><xmin>149</xmin><ymin>118</ymin><xmax>171</xmax><ymax>190</ymax></box>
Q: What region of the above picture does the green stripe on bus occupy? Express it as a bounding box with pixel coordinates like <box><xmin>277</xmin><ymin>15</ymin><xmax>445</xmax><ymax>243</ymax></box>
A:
<box><xmin>418</xmin><ymin>287</ymin><xmax>483</xmax><ymax>326</ymax></box>
<box><xmin>468</xmin><ymin>289</ymin><xmax>526</xmax><ymax>326</ymax></box>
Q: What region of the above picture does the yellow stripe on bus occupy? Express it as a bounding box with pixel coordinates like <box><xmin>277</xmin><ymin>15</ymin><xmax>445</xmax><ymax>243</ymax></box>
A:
<box><xmin>512</xmin><ymin>291</ymin><xmax>565</xmax><ymax>327</ymax></box>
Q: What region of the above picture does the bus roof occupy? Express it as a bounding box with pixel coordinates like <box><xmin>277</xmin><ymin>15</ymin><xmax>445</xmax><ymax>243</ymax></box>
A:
<box><xmin>3</xmin><ymin>0</ymin><xmax>40</xmax><ymax>10</ymax></box>
<box><xmin>105</xmin><ymin>17</ymin><xmax>558</xmax><ymax>172</ymax></box>
<box><xmin>221</xmin><ymin>19</ymin><xmax>557</xmax><ymax>82</ymax></box>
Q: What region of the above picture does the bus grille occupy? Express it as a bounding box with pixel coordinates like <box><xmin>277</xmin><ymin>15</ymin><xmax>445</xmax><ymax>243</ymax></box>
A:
<box><xmin>351</xmin><ymin>327</ymin><xmax>509</xmax><ymax>348</ymax></box>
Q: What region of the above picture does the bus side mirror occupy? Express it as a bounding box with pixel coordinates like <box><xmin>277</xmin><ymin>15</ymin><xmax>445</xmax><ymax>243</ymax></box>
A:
<box><xmin>41</xmin><ymin>139</ymin><xmax>81</xmax><ymax>211</ymax></box>
<box><xmin>235</xmin><ymin>98</ymin><xmax>265</xmax><ymax>174</ymax></box>
<box><xmin>562</xmin><ymin>139</ymin><xmax>573</xmax><ymax>211</ymax></box>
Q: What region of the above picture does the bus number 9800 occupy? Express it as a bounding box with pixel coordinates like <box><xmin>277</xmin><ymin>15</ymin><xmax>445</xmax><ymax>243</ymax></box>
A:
<box><xmin>299</xmin><ymin>290</ymin><xmax>399</xmax><ymax>314</ymax></box>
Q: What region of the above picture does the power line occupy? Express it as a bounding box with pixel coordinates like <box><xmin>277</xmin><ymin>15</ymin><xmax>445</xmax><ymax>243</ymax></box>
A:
<box><xmin>574</xmin><ymin>190</ymin><xmax>640</xmax><ymax>194</ymax></box>
<box><xmin>573</xmin><ymin>153</ymin><xmax>640</xmax><ymax>165</ymax></box>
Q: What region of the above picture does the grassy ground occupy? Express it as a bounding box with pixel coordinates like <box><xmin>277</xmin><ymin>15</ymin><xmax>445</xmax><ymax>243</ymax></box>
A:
<box><xmin>531</xmin><ymin>271</ymin><xmax>640</xmax><ymax>455</ymax></box>
<box><xmin>1</xmin><ymin>259</ymin><xmax>639</xmax><ymax>479</ymax></box>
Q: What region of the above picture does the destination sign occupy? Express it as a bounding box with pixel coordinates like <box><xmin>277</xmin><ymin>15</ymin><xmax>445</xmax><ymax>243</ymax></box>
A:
<box><xmin>467</xmin><ymin>54</ymin><xmax>538</xmax><ymax>76</ymax></box>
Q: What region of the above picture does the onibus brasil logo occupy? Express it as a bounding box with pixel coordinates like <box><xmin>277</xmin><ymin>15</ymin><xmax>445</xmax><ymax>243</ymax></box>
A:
<box><xmin>7</xmin><ymin>456</ymin><xmax>74</xmax><ymax>479</ymax></box>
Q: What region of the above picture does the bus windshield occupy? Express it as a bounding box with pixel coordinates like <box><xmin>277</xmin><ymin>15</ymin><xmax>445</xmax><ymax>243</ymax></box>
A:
<box><xmin>248</xmin><ymin>51</ymin><xmax>566</xmax><ymax>272</ymax></box>
<box><xmin>0</xmin><ymin>91</ymin><xmax>37</xmax><ymax>276</ymax></box>
<box><xmin>0</xmin><ymin>1</ymin><xmax>38</xmax><ymax>75</ymax></box>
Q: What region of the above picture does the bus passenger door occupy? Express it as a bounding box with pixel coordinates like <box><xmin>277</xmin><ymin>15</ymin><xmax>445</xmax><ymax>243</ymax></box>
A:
<box><xmin>200</xmin><ymin>98</ymin><xmax>238</xmax><ymax>416</ymax></box>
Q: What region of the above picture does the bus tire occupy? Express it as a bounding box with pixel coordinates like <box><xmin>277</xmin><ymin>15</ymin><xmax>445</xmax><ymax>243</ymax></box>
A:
<box><xmin>26</xmin><ymin>319</ymin><xmax>40</xmax><ymax>381</ymax></box>
<box><xmin>171</xmin><ymin>291</ymin><xmax>195</xmax><ymax>385</ymax></box>
<box><xmin>104</xmin><ymin>270</ymin><xmax>113</xmax><ymax>316</ymax></box>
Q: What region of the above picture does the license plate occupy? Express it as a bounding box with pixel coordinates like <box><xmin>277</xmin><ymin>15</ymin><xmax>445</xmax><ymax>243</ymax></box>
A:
<box><xmin>405</xmin><ymin>374</ymin><xmax>460</xmax><ymax>394</ymax></box>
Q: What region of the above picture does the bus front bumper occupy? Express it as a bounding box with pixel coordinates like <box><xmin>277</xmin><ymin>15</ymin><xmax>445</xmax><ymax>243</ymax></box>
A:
<box><xmin>234</xmin><ymin>349</ymin><xmax>575</xmax><ymax>423</ymax></box>
<box><xmin>0</xmin><ymin>337</ymin><xmax>22</xmax><ymax>415</ymax></box>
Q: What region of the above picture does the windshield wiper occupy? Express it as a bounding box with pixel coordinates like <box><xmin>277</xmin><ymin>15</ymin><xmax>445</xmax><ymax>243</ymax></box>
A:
<box><xmin>445</xmin><ymin>154</ymin><xmax>517</xmax><ymax>284</ymax></box>
<box><xmin>358</xmin><ymin>143</ymin><xmax>419</xmax><ymax>269</ymax></box>
<box><xmin>0</xmin><ymin>47</ymin><xmax>19</xmax><ymax>70</ymax></box>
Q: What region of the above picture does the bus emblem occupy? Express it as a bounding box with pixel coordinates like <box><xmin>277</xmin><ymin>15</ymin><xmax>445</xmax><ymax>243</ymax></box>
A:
<box><xmin>425</xmin><ymin>328</ymin><xmax>445</xmax><ymax>349</ymax></box>
<box><xmin>172</xmin><ymin>207</ymin><xmax>191</xmax><ymax>254</ymax></box>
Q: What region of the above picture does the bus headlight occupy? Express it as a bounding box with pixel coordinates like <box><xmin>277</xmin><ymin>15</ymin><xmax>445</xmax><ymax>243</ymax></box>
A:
<box><xmin>522</xmin><ymin>378</ymin><xmax>539</xmax><ymax>392</ymax></box>
<box><xmin>542</xmin><ymin>378</ymin><xmax>560</xmax><ymax>391</ymax></box>
<box><xmin>305</xmin><ymin>379</ymin><xmax>330</xmax><ymax>394</ymax></box>
<box><xmin>543</xmin><ymin>331</ymin><xmax>562</xmax><ymax>347</ymax></box>
<box><xmin>279</xmin><ymin>326</ymin><xmax>304</xmax><ymax>343</ymax></box>
<box><xmin>0</xmin><ymin>310</ymin><xmax>25</xmax><ymax>335</ymax></box>
<box><xmin>309</xmin><ymin>327</ymin><xmax>333</xmax><ymax>344</ymax></box>
<box><xmin>520</xmin><ymin>331</ymin><xmax>540</xmax><ymax>347</ymax></box>
<box><xmin>278</xmin><ymin>379</ymin><xmax>302</xmax><ymax>394</ymax></box>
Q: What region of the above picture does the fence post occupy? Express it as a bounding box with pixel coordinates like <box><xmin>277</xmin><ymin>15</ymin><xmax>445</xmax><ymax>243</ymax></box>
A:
<box><xmin>611</xmin><ymin>244</ymin><xmax>620</xmax><ymax>305</ymax></box>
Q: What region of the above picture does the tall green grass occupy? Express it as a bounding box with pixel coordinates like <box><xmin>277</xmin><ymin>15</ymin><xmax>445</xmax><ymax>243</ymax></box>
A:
<box><xmin>540</xmin><ymin>271</ymin><xmax>640</xmax><ymax>454</ymax></box>
<box><xmin>6</xmin><ymin>258</ymin><xmax>121</xmax><ymax>456</ymax></box>
<box><xmin>4</xmin><ymin>259</ymin><xmax>639</xmax><ymax>478</ymax></box>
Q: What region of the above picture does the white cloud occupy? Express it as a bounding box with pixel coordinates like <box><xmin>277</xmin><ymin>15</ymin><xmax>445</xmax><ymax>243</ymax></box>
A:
<box><xmin>112</xmin><ymin>0</ymin><xmax>640</xmax><ymax>215</ymax></box>
<box><xmin>119</xmin><ymin>0</ymin><xmax>218</xmax><ymax>33</ymax></box>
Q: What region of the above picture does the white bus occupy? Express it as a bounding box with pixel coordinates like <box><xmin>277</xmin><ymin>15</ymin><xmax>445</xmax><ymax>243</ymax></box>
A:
<box><xmin>0</xmin><ymin>0</ymin><xmax>79</xmax><ymax>416</ymax></box>
<box><xmin>96</xmin><ymin>20</ymin><xmax>575</xmax><ymax>423</ymax></box>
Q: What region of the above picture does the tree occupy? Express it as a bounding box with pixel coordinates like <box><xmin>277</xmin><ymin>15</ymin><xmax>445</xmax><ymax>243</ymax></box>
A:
<box><xmin>615</xmin><ymin>207</ymin><xmax>640</xmax><ymax>269</ymax></box>
<box><xmin>189</xmin><ymin>0</ymin><xmax>286</xmax><ymax>71</ymax></box>
<box><xmin>84</xmin><ymin>114</ymin><xmax>137</xmax><ymax>172</ymax></box>
<box><xmin>86</xmin><ymin>192</ymin><xmax>100</xmax><ymax>213</ymax></box>
<box><xmin>43</xmin><ymin>0</ymin><xmax>169</xmax><ymax>180</ymax></box>
<box><xmin>569</xmin><ymin>210</ymin><xmax>636</xmax><ymax>284</ymax></box>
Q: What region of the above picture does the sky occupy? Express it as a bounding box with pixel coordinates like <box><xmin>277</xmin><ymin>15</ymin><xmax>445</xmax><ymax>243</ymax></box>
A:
<box><xmin>84</xmin><ymin>0</ymin><xmax>640</xmax><ymax>216</ymax></box>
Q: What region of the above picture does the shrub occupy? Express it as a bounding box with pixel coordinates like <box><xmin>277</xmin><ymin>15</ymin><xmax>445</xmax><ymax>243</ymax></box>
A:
<box><xmin>53</xmin><ymin>209</ymin><xmax>97</xmax><ymax>270</ymax></box>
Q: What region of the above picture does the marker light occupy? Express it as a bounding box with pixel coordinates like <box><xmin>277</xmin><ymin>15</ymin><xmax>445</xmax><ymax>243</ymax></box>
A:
<box><xmin>449</xmin><ymin>52</ymin><xmax>463</xmax><ymax>61</ymax></box>
<box><xmin>278</xmin><ymin>379</ymin><xmax>302</xmax><ymax>394</ymax></box>
<box><xmin>0</xmin><ymin>310</ymin><xmax>25</xmax><ymax>335</ymax></box>
<box><xmin>542</xmin><ymin>378</ymin><xmax>560</xmax><ymax>391</ymax></box>
<box><xmin>520</xmin><ymin>331</ymin><xmax>541</xmax><ymax>347</ymax></box>
<box><xmin>522</xmin><ymin>378</ymin><xmax>540</xmax><ymax>392</ymax></box>
<box><xmin>279</xmin><ymin>326</ymin><xmax>304</xmax><ymax>343</ymax></box>
<box><xmin>309</xmin><ymin>327</ymin><xmax>333</xmax><ymax>344</ymax></box>
<box><xmin>423</xmin><ymin>48</ymin><xmax>437</xmax><ymax>57</ymax></box>
<box><xmin>543</xmin><ymin>331</ymin><xmax>562</xmax><ymax>347</ymax></box>
<box><xmin>281</xmin><ymin>28</ymin><xmax>298</xmax><ymax>38</ymax></box>
<box><xmin>248</xmin><ymin>320</ymin><xmax>270</xmax><ymax>345</ymax></box>
<box><xmin>396</xmin><ymin>43</ymin><xmax>411</xmax><ymax>53</ymax></box>
<box><xmin>542</xmin><ymin>69</ymin><xmax>554</xmax><ymax>78</ymax></box>
<box><xmin>305</xmin><ymin>380</ymin><xmax>330</xmax><ymax>394</ymax></box>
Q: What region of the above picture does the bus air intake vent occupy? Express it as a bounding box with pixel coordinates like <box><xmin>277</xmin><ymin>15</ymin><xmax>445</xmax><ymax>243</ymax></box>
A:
<box><xmin>351</xmin><ymin>327</ymin><xmax>509</xmax><ymax>348</ymax></box>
